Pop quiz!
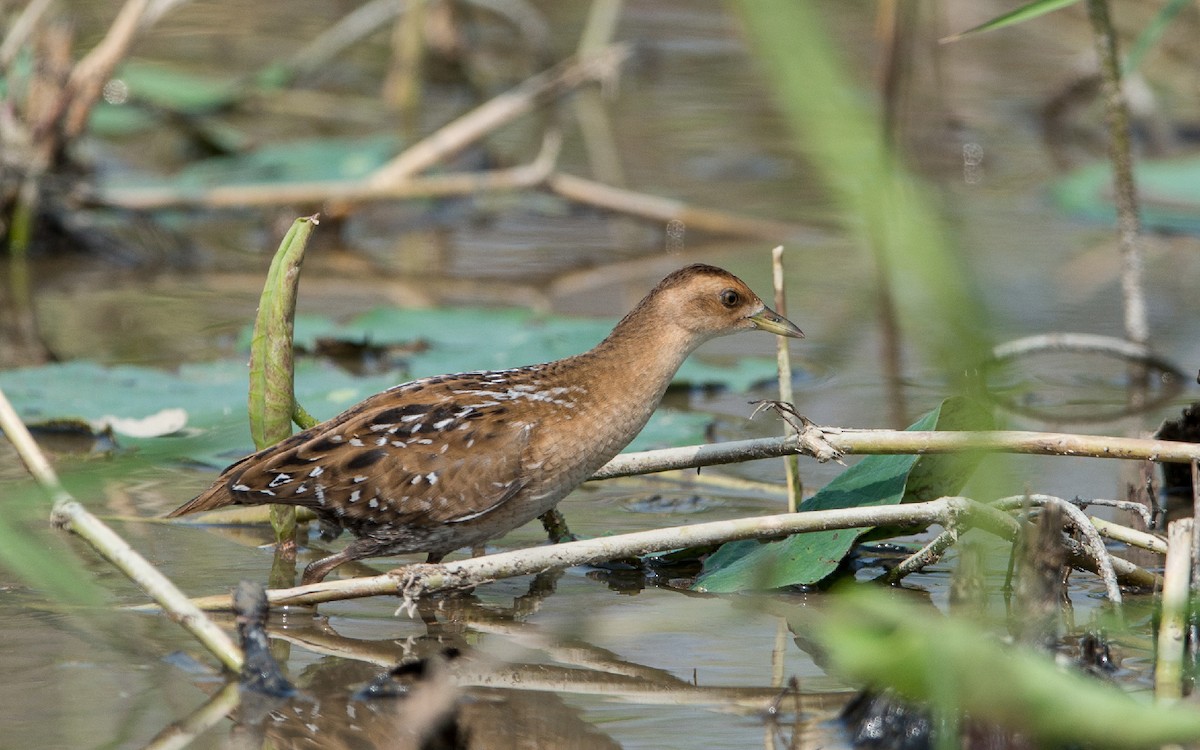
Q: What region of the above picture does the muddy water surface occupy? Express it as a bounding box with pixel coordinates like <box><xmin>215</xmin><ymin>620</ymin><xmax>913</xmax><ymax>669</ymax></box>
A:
<box><xmin>2</xmin><ymin>1</ymin><xmax>1199</xmax><ymax>748</ymax></box>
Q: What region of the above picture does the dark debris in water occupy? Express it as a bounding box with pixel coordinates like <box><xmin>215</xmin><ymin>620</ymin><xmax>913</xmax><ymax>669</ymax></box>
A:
<box><xmin>1156</xmin><ymin>401</ymin><xmax>1200</xmax><ymax>513</ymax></box>
<box><xmin>352</xmin><ymin>647</ymin><xmax>464</xmax><ymax>700</ymax></box>
<box><xmin>300</xmin><ymin>335</ymin><xmax>431</xmax><ymax>377</ymax></box>
<box><xmin>27</xmin><ymin>418</ymin><xmax>119</xmax><ymax>457</ymax></box>
<box><xmin>233</xmin><ymin>580</ymin><xmax>296</xmax><ymax>698</ymax></box>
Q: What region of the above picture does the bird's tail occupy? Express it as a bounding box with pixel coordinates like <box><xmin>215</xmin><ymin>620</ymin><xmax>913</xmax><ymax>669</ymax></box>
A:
<box><xmin>166</xmin><ymin>483</ymin><xmax>237</xmax><ymax>517</ymax></box>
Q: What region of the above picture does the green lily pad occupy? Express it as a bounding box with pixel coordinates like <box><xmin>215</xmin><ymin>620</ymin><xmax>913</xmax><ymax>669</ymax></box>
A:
<box><xmin>0</xmin><ymin>359</ymin><xmax>710</xmax><ymax>468</ymax></box>
<box><xmin>693</xmin><ymin>397</ymin><xmax>992</xmax><ymax>592</ymax></box>
<box><xmin>1053</xmin><ymin>158</ymin><xmax>1200</xmax><ymax>234</ymax></box>
<box><xmin>112</xmin><ymin>61</ymin><xmax>242</xmax><ymax>113</ymax></box>
<box><xmin>100</xmin><ymin>134</ymin><xmax>401</xmax><ymax>193</ymax></box>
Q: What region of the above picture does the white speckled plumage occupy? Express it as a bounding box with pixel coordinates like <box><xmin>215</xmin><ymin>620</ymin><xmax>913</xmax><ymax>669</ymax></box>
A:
<box><xmin>169</xmin><ymin>264</ymin><xmax>803</xmax><ymax>584</ymax></box>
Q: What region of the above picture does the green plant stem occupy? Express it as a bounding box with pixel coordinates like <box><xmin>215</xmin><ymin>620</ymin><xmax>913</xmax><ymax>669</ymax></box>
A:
<box><xmin>249</xmin><ymin>215</ymin><xmax>319</xmax><ymax>548</ymax></box>
<box><xmin>770</xmin><ymin>246</ymin><xmax>801</xmax><ymax>511</ymax></box>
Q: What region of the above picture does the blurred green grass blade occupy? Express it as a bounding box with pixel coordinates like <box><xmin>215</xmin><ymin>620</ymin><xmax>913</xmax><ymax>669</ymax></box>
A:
<box><xmin>0</xmin><ymin>485</ymin><xmax>106</xmax><ymax>605</ymax></box>
<box><xmin>940</xmin><ymin>0</ymin><xmax>1082</xmax><ymax>43</ymax></box>
<box><xmin>732</xmin><ymin>0</ymin><xmax>991</xmax><ymax>376</ymax></box>
<box><xmin>810</xmin><ymin>588</ymin><xmax>1200</xmax><ymax>746</ymax></box>
<box><xmin>1124</xmin><ymin>0</ymin><xmax>1192</xmax><ymax>73</ymax></box>
<box><xmin>248</xmin><ymin>215</ymin><xmax>317</xmax><ymax>451</ymax></box>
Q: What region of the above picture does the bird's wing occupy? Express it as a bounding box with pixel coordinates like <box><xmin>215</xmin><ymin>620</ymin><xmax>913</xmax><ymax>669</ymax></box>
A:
<box><xmin>213</xmin><ymin>376</ymin><xmax>535</xmax><ymax>526</ymax></box>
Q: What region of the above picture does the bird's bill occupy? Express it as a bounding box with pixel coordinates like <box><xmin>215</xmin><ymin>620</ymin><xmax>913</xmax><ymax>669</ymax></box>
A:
<box><xmin>748</xmin><ymin>307</ymin><xmax>804</xmax><ymax>338</ymax></box>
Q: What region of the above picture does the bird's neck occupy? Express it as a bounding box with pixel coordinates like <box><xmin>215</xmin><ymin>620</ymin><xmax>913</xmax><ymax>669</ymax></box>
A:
<box><xmin>565</xmin><ymin>299</ymin><xmax>702</xmax><ymax>432</ymax></box>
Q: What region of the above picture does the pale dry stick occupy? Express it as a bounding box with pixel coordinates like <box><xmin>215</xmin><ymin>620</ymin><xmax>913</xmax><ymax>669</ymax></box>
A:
<box><xmin>1090</xmin><ymin>516</ymin><xmax>1166</xmax><ymax>554</ymax></box>
<box><xmin>878</xmin><ymin>527</ymin><xmax>960</xmax><ymax>585</ymax></box>
<box><xmin>992</xmin><ymin>494</ymin><xmax>1122</xmax><ymax>608</ymax></box>
<box><xmin>369</xmin><ymin>44</ymin><xmax>628</xmax><ymax>186</ymax></box>
<box><xmin>283</xmin><ymin>0</ymin><xmax>402</xmax><ymax>81</ymax></box>
<box><xmin>288</xmin><ymin>630</ymin><xmax>795</xmax><ymax>713</ymax></box>
<box><xmin>0</xmin><ymin>0</ymin><xmax>54</xmax><ymax>68</ymax></box>
<box><xmin>272</xmin><ymin>625</ymin><xmax>793</xmax><ymax>712</ymax></box>
<box><xmin>547</xmin><ymin>172</ymin><xmax>814</xmax><ymax>243</ymax></box>
<box><xmin>459</xmin><ymin>663</ymin><xmax>790</xmax><ymax>713</ymax></box>
<box><xmin>1085</xmin><ymin>0</ymin><xmax>1148</xmax><ymax>345</ymax></box>
<box><xmin>140</xmin><ymin>0</ymin><xmax>190</xmax><ymax>29</ymax></box>
<box><xmin>638</xmin><ymin>469</ymin><xmax>788</xmax><ymax>498</ymax></box>
<box><xmin>0</xmin><ymin>387</ymin><xmax>243</xmax><ymax>673</ymax></box>
<box><xmin>471</xmin><ymin>0</ymin><xmax>552</xmax><ymax>54</ymax></box>
<box><xmin>571</xmin><ymin>0</ymin><xmax>631</xmax><ymax>250</ymax></box>
<box><xmin>577</xmin><ymin>0</ymin><xmax>623</xmax><ymax>56</ymax></box>
<box><xmin>592</xmin><ymin>428</ymin><xmax>1200</xmax><ymax>481</ymax></box>
<box><xmin>163</xmin><ymin>497</ymin><xmax>1006</xmax><ymax>611</ymax></box>
<box><xmin>991</xmin><ymin>332</ymin><xmax>1176</xmax><ymax>374</ymax></box>
<box><xmin>141</xmin><ymin>681</ymin><xmax>241</xmax><ymax>750</ymax></box>
<box><xmin>96</xmin><ymin>128</ymin><xmax>563</xmax><ymax>210</ymax></box>
<box><xmin>382</xmin><ymin>0</ymin><xmax>424</xmax><ymax>118</ymax></box>
<box><xmin>1156</xmin><ymin>518</ymin><xmax>1193</xmax><ymax>701</ymax></box>
<box><xmin>1190</xmin><ymin>460</ymin><xmax>1200</xmax><ymax>671</ymax></box>
<box><xmin>1070</xmin><ymin>496</ymin><xmax>1152</xmax><ymax>528</ymax></box>
<box><xmin>271</xmin><ymin>616</ymin><xmax>687</xmax><ymax>686</ymax></box>
<box><xmin>771</xmin><ymin>246</ymin><xmax>801</xmax><ymax>511</ymax></box>
<box><xmin>61</xmin><ymin>0</ymin><xmax>156</xmax><ymax>140</ymax></box>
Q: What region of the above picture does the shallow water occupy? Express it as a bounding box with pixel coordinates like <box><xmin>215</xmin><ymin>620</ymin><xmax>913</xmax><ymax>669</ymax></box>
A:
<box><xmin>2</xmin><ymin>1</ymin><xmax>1198</xmax><ymax>748</ymax></box>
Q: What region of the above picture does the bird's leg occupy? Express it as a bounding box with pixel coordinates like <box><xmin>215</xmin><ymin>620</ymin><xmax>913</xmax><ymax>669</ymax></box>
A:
<box><xmin>539</xmin><ymin>508</ymin><xmax>575</xmax><ymax>544</ymax></box>
<box><xmin>301</xmin><ymin>536</ymin><xmax>391</xmax><ymax>585</ymax></box>
<box><xmin>301</xmin><ymin>549</ymin><xmax>356</xmax><ymax>586</ymax></box>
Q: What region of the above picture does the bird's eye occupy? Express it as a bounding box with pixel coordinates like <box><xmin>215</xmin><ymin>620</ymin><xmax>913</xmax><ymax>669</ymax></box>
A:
<box><xmin>719</xmin><ymin>289</ymin><xmax>740</xmax><ymax>308</ymax></box>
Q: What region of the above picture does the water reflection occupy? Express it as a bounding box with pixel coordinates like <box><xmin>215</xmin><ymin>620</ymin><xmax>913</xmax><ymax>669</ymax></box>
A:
<box><xmin>154</xmin><ymin>575</ymin><xmax>852</xmax><ymax>749</ymax></box>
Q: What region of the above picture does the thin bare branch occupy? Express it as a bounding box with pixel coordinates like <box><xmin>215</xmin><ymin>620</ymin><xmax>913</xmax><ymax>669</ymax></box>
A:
<box><xmin>1090</xmin><ymin>516</ymin><xmax>1166</xmax><ymax>554</ymax></box>
<box><xmin>168</xmin><ymin>497</ymin><xmax>1003</xmax><ymax>611</ymax></box>
<box><xmin>1085</xmin><ymin>0</ymin><xmax>1148</xmax><ymax>344</ymax></box>
<box><xmin>993</xmin><ymin>494</ymin><xmax>1122</xmax><ymax>609</ymax></box>
<box><xmin>591</xmin><ymin>428</ymin><xmax>1200</xmax><ymax>481</ymax></box>
<box><xmin>0</xmin><ymin>0</ymin><xmax>54</xmax><ymax>69</ymax></box>
<box><xmin>369</xmin><ymin>44</ymin><xmax>628</xmax><ymax>185</ymax></box>
<box><xmin>547</xmin><ymin>172</ymin><xmax>815</xmax><ymax>243</ymax></box>
<box><xmin>62</xmin><ymin>0</ymin><xmax>155</xmax><ymax>140</ymax></box>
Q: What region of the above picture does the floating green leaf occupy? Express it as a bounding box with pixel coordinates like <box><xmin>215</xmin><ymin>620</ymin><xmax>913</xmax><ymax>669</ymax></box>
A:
<box><xmin>1053</xmin><ymin>158</ymin><xmax>1200</xmax><ymax>235</ymax></box>
<box><xmin>0</xmin><ymin>360</ymin><xmax>709</xmax><ymax>468</ymax></box>
<box><xmin>175</xmin><ymin>135</ymin><xmax>399</xmax><ymax>186</ymax></box>
<box><xmin>693</xmin><ymin>397</ymin><xmax>992</xmax><ymax>592</ymax></box>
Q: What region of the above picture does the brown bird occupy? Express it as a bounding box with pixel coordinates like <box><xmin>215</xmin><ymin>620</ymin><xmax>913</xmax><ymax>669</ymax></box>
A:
<box><xmin>169</xmin><ymin>265</ymin><xmax>803</xmax><ymax>584</ymax></box>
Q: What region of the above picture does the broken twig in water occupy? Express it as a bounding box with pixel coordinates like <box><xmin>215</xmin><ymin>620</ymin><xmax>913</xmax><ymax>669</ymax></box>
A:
<box><xmin>992</xmin><ymin>494</ymin><xmax>1123</xmax><ymax>611</ymax></box>
<box><xmin>1090</xmin><ymin>516</ymin><xmax>1165</xmax><ymax>554</ymax></box>
<box><xmin>369</xmin><ymin>44</ymin><xmax>628</xmax><ymax>185</ymax></box>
